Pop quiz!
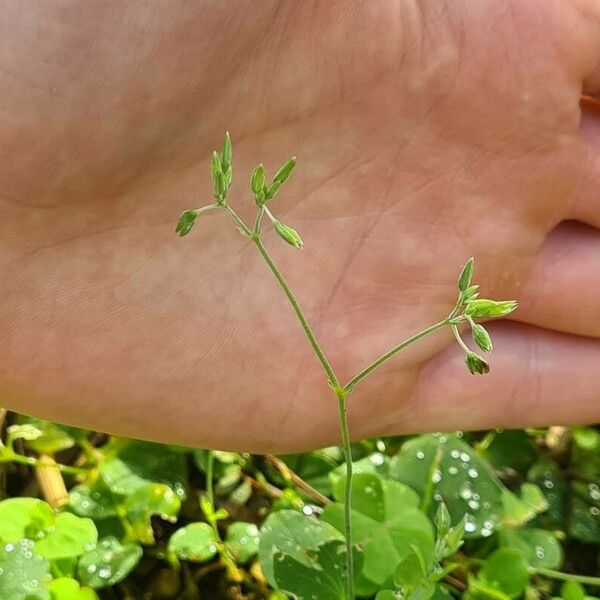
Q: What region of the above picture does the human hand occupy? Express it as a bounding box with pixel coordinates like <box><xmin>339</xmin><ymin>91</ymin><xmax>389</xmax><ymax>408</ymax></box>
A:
<box><xmin>1</xmin><ymin>1</ymin><xmax>599</xmax><ymax>451</ymax></box>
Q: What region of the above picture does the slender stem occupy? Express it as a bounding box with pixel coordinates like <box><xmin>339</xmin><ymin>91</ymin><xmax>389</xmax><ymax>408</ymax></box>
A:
<box><xmin>206</xmin><ymin>450</ymin><xmax>215</xmax><ymax>521</ymax></box>
<box><xmin>224</xmin><ymin>204</ymin><xmax>253</xmax><ymax>237</ymax></box>
<box><xmin>253</xmin><ymin>237</ymin><xmax>339</xmax><ymax>387</ymax></box>
<box><xmin>254</xmin><ymin>206</ymin><xmax>265</xmax><ymax>235</ymax></box>
<box><xmin>533</xmin><ymin>567</ymin><xmax>600</xmax><ymax>587</ymax></box>
<box><xmin>343</xmin><ymin>319</ymin><xmax>449</xmax><ymax>392</ymax></box>
<box><xmin>0</xmin><ymin>452</ymin><xmax>86</xmax><ymax>475</ymax></box>
<box><xmin>336</xmin><ymin>390</ymin><xmax>354</xmax><ymax>600</ymax></box>
<box><xmin>451</xmin><ymin>324</ymin><xmax>471</xmax><ymax>354</ymax></box>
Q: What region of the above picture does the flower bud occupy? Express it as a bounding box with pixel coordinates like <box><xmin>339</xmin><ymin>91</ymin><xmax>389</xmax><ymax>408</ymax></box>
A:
<box><xmin>213</xmin><ymin>171</ymin><xmax>226</xmax><ymax>202</ymax></box>
<box><xmin>221</xmin><ymin>131</ymin><xmax>232</xmax><ymax>171</ymax></box>
<box><xmin>471</xmin><ymin>323</ymin><xmax>493</xmax><ymax>353</ymax></box>
<box><xmin>273</xmin><ymin>157</ymin><xmax>296</xmax><ymax>185</ymax></box>
<box><xmin>465</xmin><ymin>299</ymin><xmax>517</xmax><ymax>319</ymax></box>
<box><xmin>175</xmin><ymin>209</ymin><xmax>200</xmax><ymax>237</ymax></box>
<box><xmin>463</xmin><ymin>285</ymin><xmax>480</xmax><ymax>303</ymax></box>
<box><xmin>274</xmin><ymin>221</ymin><xmax>303</xmax><ymax>249</ymax></box>
<box><xmin>434</xmin><ymin>501</ymin><xmax>451</xmax><ymax>537</ymax></box>
<box><xmin>211</xmin><ymin>150</ymin><xmax>222</xmax><ymax>181</ymax></box>
<box><xmin>250</xmin><ymin>164</ymin><xmax>265</xmax><ymax>198</ymax></box>
<box><xmin>465</xmin><ymin>351</ymin><xmax>489</xmax><ymax>375</ymax></box>
<box><xmin>266</xmin><ymin>180</ymin><xmax>281</xmax><ymax>200</ymax></box>
<box><xmin>458</xmin><ymin>257</ymin><xmax>474</xmax><ymax>292</ymax></box>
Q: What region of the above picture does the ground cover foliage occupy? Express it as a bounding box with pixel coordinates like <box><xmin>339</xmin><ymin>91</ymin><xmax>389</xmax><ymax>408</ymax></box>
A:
<box><xmin>0</xmin><ymin>416</ymin><xmax>599</xmax><ymax>599</ymax></box>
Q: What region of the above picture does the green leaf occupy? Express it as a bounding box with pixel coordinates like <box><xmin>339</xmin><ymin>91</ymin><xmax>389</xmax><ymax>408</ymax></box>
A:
<box><xmin>77</xmin><ymin>536</ymin><xmax>142</xmax><ymax>590</ymax></box>
<box><xmin>483</xmin><ymin>430</ymin><xmax>537</xmax><ymax>475</ymax></box>
<box><xmin>329</xmin><ymin>453</ymin><xmax>390</xmax><ymax>490</ymax></box>
<box><xmin>561</xmin><ymin>581</ymin><xmax>586</xmax><ymax>600</ymax></box>
<box><xmin>6</xmin><ymin>423</ymin><xmax>43</xmax><ymax>445</ymax></box>
<box><xmin>500</xmin><ymin>528</ymin><xmax>562</xmax><ymax>569</ymax></box>
<box><xmin>49</xmin><ymin>578</ymin><xmax>98</xmax><ymax>600</ymax></box>
<box><xmin>390</xmin><ymin>434</ymin><xmax>505</xmax><ymax>538</ymax></box>
<box><xmin>259</xmin><ymin>510</ymin><xmax>343</xmax><ymax>587</ymax></box>
<box><xmin>394</xmin><ymin>545</ymin><xmax>428</xmax><ymax>590</ymax></box>
<box><xmin>34</xmin><ymin>513</ymin><xmax>97</xmax><ymax>560</ymax></box>
<box><xmin>502</xmin><ymin>484</ymin><xmax>548</xmax><ymax>528</ymax></box>
<box><xmin>272</xmin><ymin>540</ymin><xmax>360</xmax><ymax>600</ymax></box>
<box><xmin>15</xmin><ymin>417</ymin><xmax>86</xmax><ymax>454</ymax></box>
<box><xmin>323</xmin><ymin>473</ymin><xmax>434</xmax><ymax>594</ymax></box>
<box><xmin>100</xmin><ymin>440</ymin><xmax>187</xmax><ymax>500</ymax></box>
<box><xmin>281</xmin><ymin>451</ymin><xmax>338</xmax><ymax>497</ymax></box>
<box><xmin>225</xmin><ymin>522</ymin><xmax>260</xmax><ymax>564</ymax></box>
<box><xmin>167</xmin><ymin>523</ymin><xmax>218</xmax><ymax>563</ymax></box>
<box><xmin>124</xmin><ymin>483</ymin><xmax>180</xmax><ymax>545</ymax></box>
<box><xmin>527</xmin><ymin>459</ymin><xmax>568</xmax><ymax>529</ymax></box>
<box><xmin>0</xmin><ymin>540</ymin><xmax>50</xmax><ymax>600</ymax></box>
<box><xmin>0</xmin><ymin>498</ymin><xmax>54</xmax><ymax>543</ymax></box>
<box><xmin>68</xmin><ymin>482</ymin><xmax>122</xmax><ymax>520</ymax></box>
<box><xmin>480</xmin><ymin>548</ymin><xmax>529</xmax><ymax>597</ymax></box>
<box><xmin>465</xmin><ymin>351</ymin><xmax>489</xmax><ymax>375</ymax></box>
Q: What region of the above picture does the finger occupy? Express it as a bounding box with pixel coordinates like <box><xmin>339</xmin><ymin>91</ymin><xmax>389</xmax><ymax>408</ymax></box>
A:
<box><xmin>511</xmin><ymin>220</ymin><xmax>600</xmax><ymax>338</ymax></box>
<box><xmin>404</xmin><ymin>321</ymin><xmax>600</xmax><ymax>435</ymax></box>
<box><xmin>573</xmin><ymin>98</ymin><xmax>600</xmax><ymax>228</ymax></box>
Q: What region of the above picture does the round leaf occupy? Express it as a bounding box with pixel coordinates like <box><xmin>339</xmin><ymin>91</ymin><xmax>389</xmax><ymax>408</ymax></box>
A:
<box><xmin>225</xmin><ymin>522</ymin><xmax>259</xmax><ymax>564</ymax></box>
<box><xmin>168</xmin><ymin>523</ymin><xmax>218</xmax><ymax>563</ymax></box>
<box><xmin>34</xmin><ymin>513</ymin><xmax>97</xmax><ymax>560</ymax></box>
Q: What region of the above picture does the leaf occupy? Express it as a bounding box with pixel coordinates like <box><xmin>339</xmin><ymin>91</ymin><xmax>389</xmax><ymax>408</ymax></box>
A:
<box><xmin>259</xmin><ymin>510</ymin><xmax>343</xmax><ymax>587</ymax></box>
<box><xmin>69</xmin><ymin>482</ymin><xmax>122</xmax><ymax>520</ymax></box>
<box><xmin>167</xmin><ymin>523</ymin><xmax>218</xmax><ymax>563</ymax></box>
<box><xmin>394</xmin><ymin>545</ymin><xmax>428</xmax><ymax>590</ymax></box>
<box><xmin>15</xmin><ymin>417</ymin><xmax>86</xmax><ymax>454</ymax></box>
<box><xmin>281</xmin><ymin>451</ymin><xmax>338</xmax><ymax>497</ymax></box>
<box><xmin>77</xmin><ymin>536</ymin><xmax>142</xmax><ymax>590</ymax></box>
<box><xmin>100</xmin><ymin>440</ymin><xmax>187</xmax><ymax>500</ymax></box>
<box><xmin>329</xmin><ymin>453</ymin><xmax>391</xmax><ymax>490</ymax></box>
<box><xmin>482</xmin><ymin>430</ymin><xmax>537</xmax><ymax>475</ymax></box>
<box><xmin>527</xmin><ymin>459</ymin><xmax>568</xmax><ymax>529</ymax></box>
<box><xmin>34</xmin><ymin>513</ymin><xmax>97</xmax><ymax>560</ymax></box>
<box><xmin>124</xmin><ymin>483</ymin><xmax>180</xmax><ymax>545</ymax></box>
<box><xmin>560</xmin><ymin>581</ymin><xmax>586</xmax><ymax>600</ymax></box>
<box><xmin>390</xmin><ymin>434</ymin><xmax>505</xmax><ymax>538</ymax></box>
<box><xmin>225</xmin><ymin>522</ymin><xmax>260</xmax><ymax>564</ymax></box>
<box><xmin>0</xmin><ymin>498</ymin><xmax>54</xmax><ymax>543</ymax></box>
<box><xmin>272</xmin><ymin>540</ymin><xmax>360</xmax><ymax>600</ymax></box>
<box><xmin>500</xmin><ymin>528</ymin><xmax>563</xmax><ymax>569</ymax></box>
<box><xmin>323</xmin><ymin>473</ymin><xmax>434</xmax><ymax>595</ymax></box>
<box><xmin>480</xmin><ymin>548</ymin><xmax>529</xmax><ymax>597</ymax></box>
<box><xmin>502</xmin><ymin>484</ymin><xmax>548</xmax><ymax>528</ymax></box>
<box><xmin>0</xmin><ymin>540</ymin><xmax>50</xmax><ymax>600</ymax></box>
<box><xmin>49</xmin><ymin>578</ymin><xmax>98</xmax><ymax>600</ymax></box>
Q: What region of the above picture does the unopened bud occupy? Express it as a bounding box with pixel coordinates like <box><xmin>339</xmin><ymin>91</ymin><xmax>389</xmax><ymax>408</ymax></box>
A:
<box><xmin>273</xmin><ymin>157</ymin><xmax>296</xmax><ymax>186</ymax></box>
<box><xmin>274</xmin><ymin>221</ymin><xmax>303</xmax><ymax>249</ymax></box>
<box><xmin>466</xmin><ymin>299</ymin><xmax>517</xmax><ymax>319</ymax></box>
<box><xmin>211</xmin><ymin>151</ymin><xmax>222</xmax><ymax>181</ymax></box>
<box><xmin>458</xmin><ymin>257</ymin><xmax>474</xmax><ymax>292</ymax></box>
<box><xmin>471</xmin><ymin>323</ymin><xmax>493</xmax><ymax>353</ymax></box>
<box><xmin>465</xmin><ymin>351</ymin><xmax>490</xmax><ymax>375</ymax></box>
<box><xmin>435</xmin><ymin>502</ymin><xmax>451</xmax><ymax>536</ymax></box>
<box><xmin>221</xmin><ymin>131</ymin><xmax>232</xmax><ymax>171</ymax></box>
<box><xmin>251</xmin><ymin>165</ymin><xmax>266</xmax><ymax>204</ymax></box>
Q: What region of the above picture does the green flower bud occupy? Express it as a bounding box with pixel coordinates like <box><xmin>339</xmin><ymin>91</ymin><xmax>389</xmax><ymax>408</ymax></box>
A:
<box><xmin>221</xmin><ymin>131</ymin><xmax>232</xmax><ymax>171</ymax></box>
<box><xmin>213</xmin><ymin>171</ymin><xmax>226</xmax><ymax>202</ymax></box>
<box><xmin>175</xmin><ymin>209</ymin><xmax>200</xmax><ymax>237</ymax></box>
<box><xmin>465</xmin><ymin>299</ymin><xmax>517</xmax><ymax>319</ymax></box>
<box><xmin>471</xmin><ymin>323</ymin><xmax>493</xmax><ymax>352</ymax></box>
<box><xmin>223</xmin><ymin>165</ymin><xmax>232</xmax><ymax>189</ymax></box>
<box><xmin>458</xmin><ymin>257</ymin><xmax>474</xmax><ymax>292</ymax></box>
<box><xmin>211</xmin><ymin>150</ymin><xmax>222</xmax><ymax>181</ymax></box>
<box><xmin>251</xmin><ymin>164</ymin><xmax>266</xmax><ymax>203</ymax></box>
<box><xmin>434</xmin><ymin>502</ymin><xmax>451</xmax><ymax>537</ymax></box>
<box><xmin>463</xmin><ymin>284</ymin><xmax>480</xmax><ymax>303</ymax></box>
<box><xmin>465</xmin><ymin>351</ymin><xmax>490</xmax><ymax>375</ymax></box>
<box><xmin>273</xmin><ymin>157</ymin><xmax>296</xmax><ymax>185</ymax></box>
<box><xmin>274</xmin><ymin>221</ymin><xmax>303</xmax><ymax>249</ymax></box>
<box><xmin>265</xmin><ymin>180</ymin><xmax>281</xmax><ymax>200</ymax></box>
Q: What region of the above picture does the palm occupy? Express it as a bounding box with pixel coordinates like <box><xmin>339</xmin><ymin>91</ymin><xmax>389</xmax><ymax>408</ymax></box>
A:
<box><xmin>1</xmin><ymin>1</ymin><xmax>599</xmax><ymax>451</ymax></box>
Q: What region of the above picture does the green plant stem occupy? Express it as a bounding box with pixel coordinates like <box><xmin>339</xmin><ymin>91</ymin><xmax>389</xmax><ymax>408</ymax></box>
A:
<box><xmin>336</xmin><ymin>389</ymin><xmax>354</xmax><ymax>600</ymax></box>
<box><xmin>253</xmin><ymin>236</ymin><xmax>339</xmax><ymax>387</ymax></box>
<box><xmin>206</xmin><ymin>450</ymin><xmax>215</xmax><ymax>523</ymax></box>
<box><xmin>0</xmin><ymin>451</ymin><xmax>86</xmax><ymax>475</ymax></box>
<box><xmin>533</xmin><ymin>567</ymin><xmax>600</xmax><ymax>587</ymax></box>
<box><xmin>451</xmin><ymin>324</ymin><xmax>471</xmax><ymax>354</ymax></box>
<box><xmin>343</xmin><ymin>319</ymin><xmax>450</xmax><ymax>392</ymax></box>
